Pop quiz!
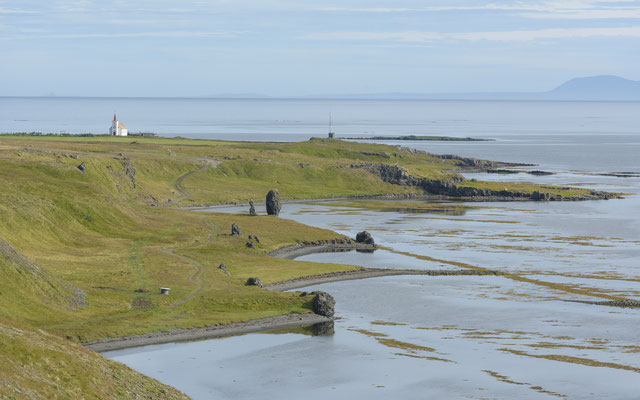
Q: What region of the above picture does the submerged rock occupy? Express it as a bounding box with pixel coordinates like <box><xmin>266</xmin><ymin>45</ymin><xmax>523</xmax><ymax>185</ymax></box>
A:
<box><xmin>355</xmin><ymin>231</ymin><xmax>375</xmax><ymax>245</ymax></box>
<box><xmin>313</xmin><ymin>291</ymin><xmax>336</xmax><ymax>317</ymax></box>
<box><xmin>246</xmin><ymin>277</ymin><xmax>263</xmax><ymax>288</ymax></box>
<box><xmin>231</xmin><ymin>224</ymin><xmax>242</xmax><ymax>236</ymax></box>
<box><xmin>266</xmin><ymin>190</ymin><xmax>281</xmax><ymax>216</ymax></box>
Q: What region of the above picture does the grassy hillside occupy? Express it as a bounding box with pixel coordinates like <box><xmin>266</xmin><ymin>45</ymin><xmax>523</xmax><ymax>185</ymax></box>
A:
<box><xmin>0</xmin><ymin>135</ymin><xmax>601</xmax><ymax>398</ymax></box>
<box><xmin>0</xmin><ymin>318</ymin><xmax>189</xmax><ymax>399</ymax></box>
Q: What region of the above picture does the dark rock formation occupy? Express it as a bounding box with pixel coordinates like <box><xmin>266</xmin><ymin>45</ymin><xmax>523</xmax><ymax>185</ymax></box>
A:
<box><xmin>531</xmin><ymin>191</ymin><xmax>551</xmax><ymax>201</ymax></box>
<box><xmin>313</xmin><ymin>291</ymin><xmax>336</xmax><ymax>317</ymax></box>
<box><xmin>528</xmin><ymin>170</ymin><xmax>553</xmax><ymax>176</ymax></box>
<box><xmin>355</xmin><ymin>231</ymin><xmax>375</xmax><ymax>245</ymax></box>
<box><xmin>231</xmin><ymin>224</ymin><xmax>242</xmax><ymax>236</ymax></box>
<box><xmin>77</xmin><ymin>162</ymin><xmax>87</xmax><ymax>173</ymax></box>
<box><xmin>246</xmin><ymin>277</ymin><xmax>263</xmax><ymax>288</ymax></box>
<box><xmin>342</xmin><ymin>162</ymin><xmax>617</xmax><ymax>201</ymax></box>
<box><xmin>248</xmin><ymin>235</ymin><xmax>261</xmax><ymax>244</ymax></box>
<box><xmin>249</xmin><ymin>199</ymin><xmax>257</xmax><ymax>216</ymax></box>
<box><xmin>114</xmin><ymin>154</ymin><xmax>136</xmax><ymax>187</ymax></box>
<box><xmin>218</xmin><ymin>263</ymin><xmax>230</xmax><ymax>276</ymax></box>
<box><xmin>246</xmin><ymin>241</ymin><xmax>255</xmax><ymax>249</ymax></box>
<box><xmin>266</xmin><ymin>190</ymin><xmax>281</xmax><ymax>216</ymax></box>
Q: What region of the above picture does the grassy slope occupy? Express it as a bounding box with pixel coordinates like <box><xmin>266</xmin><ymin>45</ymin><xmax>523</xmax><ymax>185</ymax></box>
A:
<box><xmin>0</xmin><ymin>135</ymin><xmax>595</xmax><ymax>398</ymax></box>
<box><xmin>0</xmin><ymin>318</ymin><xmax>189</xmax><ymax>399</ymax></box>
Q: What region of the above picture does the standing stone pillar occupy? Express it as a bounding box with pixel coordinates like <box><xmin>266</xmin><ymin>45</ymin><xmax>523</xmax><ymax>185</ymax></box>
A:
<box><xmin>265</xmin><ymin>190</ymin><xmax>281</xmax><ymax>216</ymax></box>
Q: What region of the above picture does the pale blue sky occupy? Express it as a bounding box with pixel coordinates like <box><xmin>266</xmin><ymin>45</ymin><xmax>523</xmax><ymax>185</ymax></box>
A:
<box><xmin>1</xmin><ymin>0</ymin><xmax>639</xmax><ymax>96</ymax></box>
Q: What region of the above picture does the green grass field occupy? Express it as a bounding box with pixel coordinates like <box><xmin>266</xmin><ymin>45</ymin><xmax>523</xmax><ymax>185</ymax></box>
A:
<box><xmin>0</xmin><ymin>135</ymin><xmax>601</xmax><ymax>398</ymax></box>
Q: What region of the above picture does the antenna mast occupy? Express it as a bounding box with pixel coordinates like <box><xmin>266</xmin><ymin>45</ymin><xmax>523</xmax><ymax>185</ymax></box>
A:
<box><xmin>328</xmin><ymin>112</ymin><xmax>335</xmax><ymax>138</ymax></box>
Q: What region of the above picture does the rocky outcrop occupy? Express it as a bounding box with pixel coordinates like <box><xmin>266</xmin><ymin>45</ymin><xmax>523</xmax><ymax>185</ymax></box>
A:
<box><xmin>343</xmin><ymin>163</ymin><xmax>617</xmax><ymax>201</ymax></box>
<box><xmin>246</xmin><ymin>241</ymin><xmax>256</xmax><ymax>249</ymax></box>
<box><xmin>248</xmin><ymin>235</ymin><xmax>261</xmax><ymax>244</ymax></box>
<box><xmin>266</xmin><ymin>190</ymin><xmax>281</xmax><ymax>216</ymax></box>
<box><xmin>532</xmin><ymin>191</ymin><xmax>552</xmax><ymax>201</ymax></box>
<box><xmin>249</xmin><ymin>199</ymin><xmax>257</xmax><ymax>216</ymax></box>
<box><xmin>246</xmin><ymin>277</ymin><xmax>263</xmax><ymax>288</ymax></box>
<box><xmin>231</xmin><ymin>224</ymin><xmax>242</xmax><ymax>236</ymax></box>
<box><xmin>355</xmin><ymin>231</ymin><xmax>375</xmax><ymax>245</ymax></box>
<box><xmin>114</xmin><ymin>154</ymin><xmax>136</xmax><ymax>187</ymax></box>
<box><xmin>528</xmin><ymin>170</ymin><xmax>553</xmax><ymax>176</ymax></box>
<box><xmin>312</xmin><ymin>291</ymin><xmax>336</xmax><ymax>317</ymax></box>
<box><xmin>218</xmin><ymin>263</ymin><xmax>230</xmax><ymax>276</ymax></box>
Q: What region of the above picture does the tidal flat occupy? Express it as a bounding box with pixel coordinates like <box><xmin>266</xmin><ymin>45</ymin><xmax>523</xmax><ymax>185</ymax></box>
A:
<box><xmin>108</xmin><ymin>171</ymin><xmax>640</xmax><ymax>399</ymax></box>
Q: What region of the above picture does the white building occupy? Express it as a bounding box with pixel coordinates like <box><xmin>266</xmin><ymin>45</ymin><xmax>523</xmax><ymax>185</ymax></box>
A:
<box><xmin>109</xmin><ymin>114</ymin><xmax>128</xmax><ymax>136</ymax></box>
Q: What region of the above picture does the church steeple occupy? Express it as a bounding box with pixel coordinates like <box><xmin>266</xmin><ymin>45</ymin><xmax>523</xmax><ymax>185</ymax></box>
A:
<box><xmin>113</xmin><ymin>113</ymin><xmax>117</xmax><ymax>122</ymax></box>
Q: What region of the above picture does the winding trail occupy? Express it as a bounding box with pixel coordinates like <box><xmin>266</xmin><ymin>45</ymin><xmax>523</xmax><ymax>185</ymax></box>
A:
<box><xmin>172</xmin><ymin>159</ymin><xmax>220</xmax><ymax>203</ymax></box>
<box><xmin>162</xmin><ymin>220</ymin><xmax>219</xmax><ymax>308</ymax></box>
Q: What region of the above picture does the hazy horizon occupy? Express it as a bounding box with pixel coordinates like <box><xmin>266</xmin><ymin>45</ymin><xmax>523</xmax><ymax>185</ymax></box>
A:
<box><xmin>2</xmin><ymin>1</ymin><xmax>640</xmax><ymax>97</ymax></box>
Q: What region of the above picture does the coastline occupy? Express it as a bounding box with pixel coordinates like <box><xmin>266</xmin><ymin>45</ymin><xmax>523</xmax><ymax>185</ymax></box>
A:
<box><xmin>86</xmin><ymin>313</ymin><xmax>332</xmax><ymax>353</ymax></box>
<box><xmin>268</xmin><ymin>242</ymin><xmax>377</xmax><ymax>259</ymax></box>
<box><xmin>180</xmin><ymin>191</ymin><xmax>621</xmax><ymax>212</ymax></box>
<box><xmin>86</xmin><ymin>240</ymin><xmax>502</xmax><ymax>353</ymax></box>
<box><xmin>265</xmin><ymin>267</ymin><xmax>503</xmax><ymax>291</ymax></box>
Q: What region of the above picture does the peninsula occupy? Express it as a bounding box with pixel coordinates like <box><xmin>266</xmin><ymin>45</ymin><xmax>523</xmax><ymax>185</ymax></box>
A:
<box><xmin>0</xmin><ymin>135</ymin><xmax>619</xmax><ymax>398</ymax></box>
<box><xmin>344</xmin><ymin>135</ymin><xmax>492</xmax><ymax>141</ymax></box>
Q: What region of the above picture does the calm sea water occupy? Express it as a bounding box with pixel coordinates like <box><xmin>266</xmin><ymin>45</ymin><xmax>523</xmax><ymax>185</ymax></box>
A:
<box><xmin>2</xmin><ymin>97</ymin><xmax>639</xmax><ymax>173</ymax></box>
<box><xmin>9</xmin><ymin>98</ymin><xmax>637</xmax><ymax>399</ymax></box>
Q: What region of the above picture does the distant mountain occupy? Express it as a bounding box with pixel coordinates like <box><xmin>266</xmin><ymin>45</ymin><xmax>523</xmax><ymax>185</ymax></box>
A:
<box><xmin>548</xmin><ymin>75</ymin><xmax>640</xmax><ymax>100</ymax></box>
<box><xmin>304</xmin><ymin>75</ymin><xmax>640</xmax><ymax>101</ymax></box>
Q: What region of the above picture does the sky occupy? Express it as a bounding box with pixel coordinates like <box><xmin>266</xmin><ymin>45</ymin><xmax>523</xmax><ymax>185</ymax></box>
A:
<box><xmin>1</xmin><ymin>0</ymin><xmax>640</xmax><ymax>97</ymax></box>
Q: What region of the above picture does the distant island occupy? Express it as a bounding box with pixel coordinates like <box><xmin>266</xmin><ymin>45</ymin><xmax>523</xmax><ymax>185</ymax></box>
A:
<box><xmin>344</xmin><ymin>135</ymin><xmax>493</xmax><ymax>142</ymax></box>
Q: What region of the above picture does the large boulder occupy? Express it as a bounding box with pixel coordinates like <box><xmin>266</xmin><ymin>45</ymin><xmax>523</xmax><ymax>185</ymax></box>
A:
<box><xmin>249</xmin><ymin>199</ymin><xmax>257</xmax><ymax>216</ymax></box>
<box><xmin>246</xmin><ymin>277</ymin><xmax>263</xmax><ymax>288</ymax></box>
<box><xmin>313</xmin><ymin>291</ymin><xmax>336</xmax><ymax>317</ymax></box>
<box><xmin>231</xmin><ymin>224</ymin><xmax>242</xmax><ymax>236</ymax></box>
<box><xmin>355</xmin><ymin>231</ymin><xmax>375</xmax><ymax>245</ymax></box>
<box><xmin>266</xmin><ymin>190</ymin><xmax>281</xmax><ymax>216</ymax></box>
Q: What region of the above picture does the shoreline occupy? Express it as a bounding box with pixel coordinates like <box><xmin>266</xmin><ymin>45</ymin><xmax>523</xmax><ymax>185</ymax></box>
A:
<box><xmin>86</xmin><ymin>313</ymin><xmax>332</xmax><ymax>353</ymax></box>
<box><xmin>180</xmin><ymin>192</ymin><xmax>621</xmax><ymax>212</ymax></box>
<box><xmin>266</xmin><ymin>267</ymin><xmax>503</xmax><ymax>291</ymax></box>
<box><xmin>268</xmin><ymin>242</ymin><xmax>378</xmax><ymax>259</ymax></box>
<box><xmin>87</xmin><ymin>240</ymin><xmax>502</xmax><ymax>353</ymax></box>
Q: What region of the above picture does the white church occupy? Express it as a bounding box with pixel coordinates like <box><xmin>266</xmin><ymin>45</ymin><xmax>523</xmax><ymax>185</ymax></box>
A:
<box><xmin>109</xmin><ymin>114</ymin><xmax>128</xmax><ymax>136</ymax></box>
